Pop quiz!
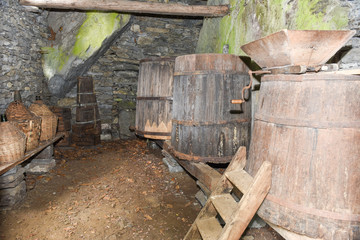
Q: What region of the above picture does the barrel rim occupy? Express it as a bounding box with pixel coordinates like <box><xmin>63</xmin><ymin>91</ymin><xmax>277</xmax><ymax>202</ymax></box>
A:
<box><xmin>174</xmin><ymin>70</ymin><xmax>249</xmax><ymax>76</ymax></box>
<box><xmin>262</xmin><ymin>72</ymin><xmax>360</xmax><ymax>81</ymax></box>
<box><xmin>175</xmin><ymin>53</ymin><xmax>241</xmax><ymax>59</ymax></box>
<box><xmin>140</xmin><ymin>56</ymin><xmax>176</xmax><ymax>63</ymax></box>
<box><xmin>166</xmin><ymin>143</ymin><xmax>233</xmax><ymax>163</ymax></box>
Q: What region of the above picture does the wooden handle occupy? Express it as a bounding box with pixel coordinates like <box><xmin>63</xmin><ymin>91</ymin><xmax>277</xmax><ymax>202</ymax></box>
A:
<box><xmin>231</xmin><ymin>99</ymin><xmax>244</xmax><ymax>104</ymax></box>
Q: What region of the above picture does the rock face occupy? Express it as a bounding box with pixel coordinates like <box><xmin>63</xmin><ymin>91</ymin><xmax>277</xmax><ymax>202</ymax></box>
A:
<box><xmin>0</xmin><ymin>0</ymin><xmax>49</xmax><ymax>113</ymax></box>
<box><xmin>196</xmin><ymin>0</ymin><xmax>360</xmax><ymax>69</ymax></box>
<box><xmin>43</xmin><ymin>12</ymin><xmax>132</xmax><ymax>98</ymax></box>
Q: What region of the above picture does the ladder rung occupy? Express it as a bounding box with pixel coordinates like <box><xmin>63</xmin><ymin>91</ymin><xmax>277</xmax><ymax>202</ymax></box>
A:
<box><xmin>210</xmin><ymin>194</ymin><xmax>237</xmax><ymax>223</ymax></box>
<box><xmin>196</xmin><ymin>217</ymin><xmax>222</xmax><ymax>240</ymax></box>
<box><xmin>225</xmin><ymin>169</ymin><xmax>254</xmax><ymax>193</ymax></box>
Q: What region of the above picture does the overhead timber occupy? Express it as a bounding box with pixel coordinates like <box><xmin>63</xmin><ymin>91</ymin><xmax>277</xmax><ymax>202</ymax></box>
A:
<box><xmin>19</xmin><ymin>0</ymin><xmax>229</xmax><ymax>17</ymax></box>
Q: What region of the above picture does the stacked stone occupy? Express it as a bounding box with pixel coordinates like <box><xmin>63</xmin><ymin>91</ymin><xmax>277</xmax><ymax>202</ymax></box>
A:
<box><xmin>0</xmin><ymin>0</ymin><xmax>49</xmax><ymax>113</ymax></box>
<box><xmin>49</xmin><ymin>106</ymin><xmax>72</xmax><ymax>147</ymax></box>
<box><xmin>72</xmin><ymin>77</ymin><xmax>101</xmax><ymax>146</ymax></box>
<box><xmin>0</xmin><ymin>166</ymin><xmax>26</xmax><ymax>209</ymax></box>
<box><xmin>340</xmin><ymin>0</ymin><xmax>360</xmax><ymax>69</ymax></box>
<box><xmin>24</xmin><ymin>145</ymin><xmax>56</xmax><ymax>174</ymax></box>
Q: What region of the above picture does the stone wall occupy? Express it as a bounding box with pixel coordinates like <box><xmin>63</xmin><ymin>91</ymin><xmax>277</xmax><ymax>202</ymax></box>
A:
<box><xmin>196</xmin><ymin>0</ymin><xmax>360</xmax><ymax>69</ymax></box>
<box><xmin>58</xmin><ymin>15</ymin><xmax>203</xmax><ymax>139</ymax></box>
<box><xmin>0</xmin><ymin>0</ymin><xmax>49</xmax><ymax>113</ymax></box>
<box><xmin>339</xmin><ymin>0</ymin><xmax>360</xmax><ymax>69</ymax></box>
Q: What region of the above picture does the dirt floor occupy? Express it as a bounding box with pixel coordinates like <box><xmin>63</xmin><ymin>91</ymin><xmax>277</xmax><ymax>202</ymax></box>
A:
<box><xmin>0</xmin><ymin>139</ymin><xmax>284</xmax><ymax>240</ymax></box>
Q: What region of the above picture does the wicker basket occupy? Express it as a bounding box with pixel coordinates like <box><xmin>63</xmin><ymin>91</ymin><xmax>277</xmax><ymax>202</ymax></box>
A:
<box><xmin>6</xmin><ymin>101</ymin><xmax>41</xmax><ymax>151</ymax></box>
<box><xmin>29</xmin><ymin>102</ymin><xmax>58</xmax><ymax>141</ymax></box>
<box><xmin>0</xmin><ymin>121</ymin><xmax>26</xmax><ymax>164</ymax></box>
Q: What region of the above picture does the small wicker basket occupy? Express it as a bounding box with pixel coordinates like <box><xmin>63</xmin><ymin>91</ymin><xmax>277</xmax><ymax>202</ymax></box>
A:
<box><xmin>6</xmin><ymin>101</ymin><xmax>41</xmax><ymax>151</ymax></box>
<box><xmin>29</xmin><ymin>102</ymin><xmax>58</xmax><ymax>141</ymax></box>
<box><xmin>0</xmin><ymin>121</ymin><xmax>26</xmax><ymax>164</ymax></box>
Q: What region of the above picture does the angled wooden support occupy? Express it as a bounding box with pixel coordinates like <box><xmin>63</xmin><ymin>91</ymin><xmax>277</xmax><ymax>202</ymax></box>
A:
<box><xmin>19</xmin><ymin>0</ymin><xmax>229</xmax><ymax>17</ymax></box>
<box><xmin>184</xmin><ymin>146</ymin><xmax>272</xmax><ymax>240</ymax></box>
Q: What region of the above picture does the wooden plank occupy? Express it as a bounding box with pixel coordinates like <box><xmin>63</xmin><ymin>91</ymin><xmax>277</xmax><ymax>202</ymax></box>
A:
<box><xmin>178</xmin><ymin>160</ymin><xmax>221</xmax><ymax>191</ymax></box>
<box><xmin>196</xmin><ymin>217</ymin><xmax>222</xmax><ymax>240</ymax></box>
<box><xmin>218</xmin><ymin>161</ymin><xmax>272</xmax><ymax>240</ymax></box>
<box><xmin>183</xmin><ymin>147</ymin><xmax>248</xmax><ymax>240</ymax></box>
<box><xmin>225</xmin><ymin>169</ymin><xmax>254</xmax><ymax>194</ymax></box>
<box><xmin>163</xmin><ymin>142</ymin><xmax>222</xmax><ymax>191</ymax></box>
<box><xmin>211</xmin><ymin>146</ymin><xmax>247</xmax><ymax>196</ymax></box>
<box><xmin>210</xmin><ymin>194</ymin><xmax>237</xmax><ymax>223</ymax></box>
<box><xmin>0</xmin><ymin>133</ymin><xmax>64</xmax><ymax>175</ymax></box>
<box><xmin>196</xmin><ymin>180</ymin><xmax>211</xmax><ymax>197</ymax></box>
<box><xmin>19</xmin><ymin>0</ymin><xmax>229</xmax><ymax>17</ymax></box>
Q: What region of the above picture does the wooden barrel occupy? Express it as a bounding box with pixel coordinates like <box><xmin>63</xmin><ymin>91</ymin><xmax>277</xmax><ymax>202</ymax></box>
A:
<box><xmin>246</xmin><ymin>73</ymin><xmax>360</xmax><ymax>239</ymax></box>
<box><xmin>170</xmin><ymin>54</ymin><xmax>251</xmax><ymax>163</ymax></box>
<box><xmin>135</xmin><ymin>57</ymin><xmax>176</xmax><ymax>140</ymax></box>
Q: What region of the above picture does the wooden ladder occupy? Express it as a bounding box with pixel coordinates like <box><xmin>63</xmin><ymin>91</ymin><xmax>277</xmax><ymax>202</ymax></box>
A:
<box><xmin>183</xmin><ymin>146</ymin><xmax>272</xmax><ymax>240</ymax></box>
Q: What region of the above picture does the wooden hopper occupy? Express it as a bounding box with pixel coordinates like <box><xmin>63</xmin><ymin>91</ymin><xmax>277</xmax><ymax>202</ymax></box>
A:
<box><xmin>241</xmin><ymin>29</ymin><xmax>355</xmax><ymax>69</ymax></box>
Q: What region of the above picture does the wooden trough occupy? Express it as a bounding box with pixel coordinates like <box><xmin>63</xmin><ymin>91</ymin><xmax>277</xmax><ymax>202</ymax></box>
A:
<box><xmin>241</xmin><ymin>29</ymin><xmax>355</xmax><ymax>69</ymax></box>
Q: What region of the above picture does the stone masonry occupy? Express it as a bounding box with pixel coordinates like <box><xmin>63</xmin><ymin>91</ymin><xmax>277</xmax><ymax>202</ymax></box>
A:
<box><xmin>59</xmin><ymin>15</ymin><xmax>203</xmax><ymax>139</ymax></box>
<box><xmin>0</xmin><ymin>0</ymin><xmax>49</xmax><ymax>113</ymax></box>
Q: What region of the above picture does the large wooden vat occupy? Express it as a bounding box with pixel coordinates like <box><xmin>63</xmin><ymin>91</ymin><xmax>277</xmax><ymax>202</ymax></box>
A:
<box><xmin>246</xmin><ymin>73</ymin><xmax>360</xmax><ymax>239</ymax></box>
<box><xmin>135</xmin><ymin>57</ymin><xmax>176</xmax><ymax>140</ymax></box>
<box><xmin>170</xmin><ymin>54</ymin><xmax>251</xmax><ymax>163</ymax></box>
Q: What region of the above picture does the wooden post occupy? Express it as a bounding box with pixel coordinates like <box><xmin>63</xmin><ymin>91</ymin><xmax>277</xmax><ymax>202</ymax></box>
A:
<box><xmin>19</xmin><ymin>0</ymin><xmax>229</xmax><ymax>17</ymax></box>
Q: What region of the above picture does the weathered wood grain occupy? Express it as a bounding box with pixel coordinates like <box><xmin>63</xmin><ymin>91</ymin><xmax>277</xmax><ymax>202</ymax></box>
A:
<box><xmin>135</xmin><ymin>57</ymin><xmax>175</xmax><ymax>140</ymax></box>
<box><xmin>171</xmin><ymin>54</ymin><xmax>251</xmax><ymax>163</ymax></box>
<box><xmin>246</xmin><ymin>73</ymin><xmax>360</xmax><ymax>239</ymax></box>
<box><xmin>19</xmin><ymin>0</ymin><xmax>229</xmax><ymax>17</ymax></box>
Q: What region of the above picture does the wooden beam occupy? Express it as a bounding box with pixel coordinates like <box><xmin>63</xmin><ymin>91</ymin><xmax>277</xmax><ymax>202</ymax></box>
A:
<box><xmin>162</xmin><ymin>141</ymin><xmax>222</xmax><ymax>191</ymax></box>
<box><xmin>177</xmin><ymin>160</ymin><xmax>221</xmax><ymax>191</ymax></box>
<box><xmin>0</xmin><ymin>133</ymin><xmax>64</xmax><ymax>176</ymax></box>
<box><xmin>19</xmin><ymin>0</ymin><xmax>229</xmax><ymax>17</ymax></box>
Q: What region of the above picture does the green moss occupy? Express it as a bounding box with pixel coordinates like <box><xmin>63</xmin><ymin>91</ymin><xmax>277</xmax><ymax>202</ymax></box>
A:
<box><xmin>72</xmin><ymin>12</ymin><xmax>130</xmax><ymax>59</ymax></box>
<box><xmin>295</xmin><ymin>0</ymin><xmax>348</xmax><ymax>29</ymax></box>
<box><xmin>41</xmin><ymin>47</ymin><xmax>69</xmax><ymax>79</ymax></box>
<box><xmin>115</xmin><ymin>99</ymin><xmax>136</xmax><ymax>109</ymax></box>
<box><xmin>197</xmin><ymin>0</ymin><xmax>350</xmax><ymax>56</ymax></box>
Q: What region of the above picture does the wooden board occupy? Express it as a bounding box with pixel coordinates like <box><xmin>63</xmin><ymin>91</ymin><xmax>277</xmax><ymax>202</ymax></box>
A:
<box><xmin>225</xmin><ymin>169</ymin><xmax>253</xmax><ymax>194</ymax></box>
<box><xmin>0</xmin><ymin>133</ymin><xmax>64</xmax><ymax>175</ymax></box>
<box><xmin>210</xmin><ymin>194</ymin><xmax>237</xmax><ymax>223</ymax></box>
<box><xmin>76</xmin><ymin>106</ymin><xmax>100</xmax><ymax>122</ymax></box>
<box><xmin>19</xmin><ymin>0</ymin><xmax>229</xmax><ymax>17</ymax></box>
<box><xmin>196</xmin><ymin>217</ymin><xmax>222</xmax><ymax>240</ymax></box>
<box><xmin>219</xmin><ymin>161</ymin><xmax>272</xmax><ymax>240</ymax></box>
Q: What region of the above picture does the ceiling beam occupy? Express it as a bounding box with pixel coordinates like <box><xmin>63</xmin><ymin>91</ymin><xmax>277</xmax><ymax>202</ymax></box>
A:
<box><xmin>19</xmin><ymin>0</ymin><xmax>229</xmax><ymax>17</ymax></box>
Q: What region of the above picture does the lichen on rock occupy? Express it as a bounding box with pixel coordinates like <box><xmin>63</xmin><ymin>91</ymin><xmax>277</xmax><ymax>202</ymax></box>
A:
<box><xmin>196</xmin><ymin>0</ymin><xmax>351</xmax><ymax>55</ymax></box>
<box><xmin>42</xmin><ymin>11</ymin><xmax>131</xmax><ymax>98</ymax></box>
